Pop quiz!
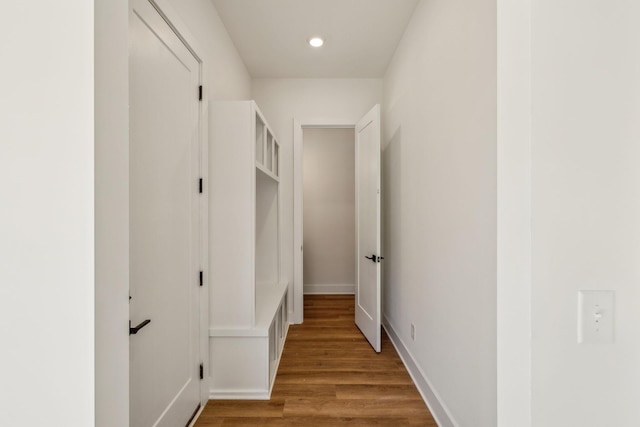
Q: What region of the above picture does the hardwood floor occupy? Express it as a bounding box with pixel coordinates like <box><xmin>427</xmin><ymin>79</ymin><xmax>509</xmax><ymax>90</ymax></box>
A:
<box><xmin>195</xmin><ymin>295</ymin><xmax>437</xmax><ymax>426</ymax></box>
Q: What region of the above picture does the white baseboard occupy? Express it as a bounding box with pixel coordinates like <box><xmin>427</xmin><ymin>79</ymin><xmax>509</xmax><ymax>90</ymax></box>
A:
<box><xmin>208</xmin><ymin>389</ymin><xmax>270</xmax><ymax>400</ymax></box>
<box><xmin>304</xmin><ymin>284</ymin><xmax>355</xmax><ymax>294</ymax></box>
<box><xmin>383</xmin><ymin>315</ymin><xmax>458</xmax><ymax>427</ymax></box>
<box><xmin>187</xmin><ymin>403</ymin><xmax>205</xmax><ymax>427</ymax></box>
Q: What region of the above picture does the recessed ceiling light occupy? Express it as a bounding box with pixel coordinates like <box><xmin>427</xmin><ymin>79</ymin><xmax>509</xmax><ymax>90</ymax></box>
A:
<box><xmin>308</xmin><ymin>37</ymin><xmax>324</xmax><ymax>48</ymax></box>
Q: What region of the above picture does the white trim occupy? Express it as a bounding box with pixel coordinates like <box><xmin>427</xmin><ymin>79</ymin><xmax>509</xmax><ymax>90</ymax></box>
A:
<box><xmin>208</xmin><ymin>328</ymin><xmax>269</xmax><ymax>338</ymax></box>
<box><xmin>148</xmin><ymin>0</ymin><xmax>205</xmax><ymax>63</ymax></box>
<box><xmin>208</xmin><ymin>390</ymin><xmax>271</xmax><ymax>400</ymax></box>
<box><xmin>497</xmin><ymin>0</ymin><xmax>532</xmax><ymax>424</ymax></box>
<box><xmin>303</xmin><ymin>284</ymin><xmax>355</xmax><ymax>295</ymax></box>
<box><xmin>198</xmin><ymin>73</ymin><xmax>210</xmax><ymax>407</ymax></box>
<box><xmin>383</xmin><ymin>315</ymin><xmax>459</xmax><ymax>427</ymax></box>
<box><xmin>293</xmin><ymin>120</ymin><xmax>303</xmax><ymax>324</ymax></box>
<box><xmin>198</xmin><ymin>99</ymin><xmax>210</xmax><ymax>403</ymax></box>
<box><xmin>293</xmin><ymin>120</ymin><xmax>358</xmax><ymax>325</ymax></box>
<box><xmin>187</xmin><ymin>404</ymin><xmax>205</xmax><ymax>427</ymax></box>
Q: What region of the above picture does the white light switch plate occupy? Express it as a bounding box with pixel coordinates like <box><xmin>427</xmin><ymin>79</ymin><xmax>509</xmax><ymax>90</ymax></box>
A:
<box><xmin>578</xmin><ymin>290</ymin><xmax>615</xmax><ymax>344</ymax></box>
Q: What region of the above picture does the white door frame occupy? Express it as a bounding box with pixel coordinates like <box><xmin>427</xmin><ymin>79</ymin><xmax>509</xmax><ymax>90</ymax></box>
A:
<box><xmin>292</xmin><ymin>119</ymin><xmax>355</xmax><ymax>324</ymax></box>
<box><xmin>131</xmin><ymin>0</ymin><xmax>210</xmax><ymax>408</ymax></box>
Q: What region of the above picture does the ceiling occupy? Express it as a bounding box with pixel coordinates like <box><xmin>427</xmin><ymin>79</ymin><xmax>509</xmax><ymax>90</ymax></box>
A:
<box><xmin>211</xmin><ymin>0</ymin><xmax>420</xmax><ymax>78</ymax></box>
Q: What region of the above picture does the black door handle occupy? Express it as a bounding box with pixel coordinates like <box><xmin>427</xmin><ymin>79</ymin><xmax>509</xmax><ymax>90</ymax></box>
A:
<box><xmin>129</xmin><ymin>319</ymin><xmax>151</xmax><ymax>335</ymax></box>
<box><xmin>364</xmin><ymin>254</ymin><xmax>384</xmax><ymax>263</ymax></box>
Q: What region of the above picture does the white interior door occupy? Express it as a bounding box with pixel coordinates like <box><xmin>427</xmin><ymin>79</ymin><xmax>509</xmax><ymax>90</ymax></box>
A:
<box><xmin>355</xmin><ymin>105</ymin><xmax>382</xmax><ymax>352</ymax></box>
<box><xmin>130</xmin><ymin>0</ymin><xmax>201</xmax><ymax>425</ymax></box>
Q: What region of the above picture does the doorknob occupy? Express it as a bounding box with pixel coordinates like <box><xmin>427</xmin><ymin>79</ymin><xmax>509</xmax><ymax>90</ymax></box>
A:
<box><xmin>129</xmin><ymin>319</ymin><xmax>151</xmax><ymax>335</ymax></box>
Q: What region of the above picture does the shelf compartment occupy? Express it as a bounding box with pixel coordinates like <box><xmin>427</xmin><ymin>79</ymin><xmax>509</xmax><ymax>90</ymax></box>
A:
<box><xmin>273</xmin><ymin>143</ymin><xmax>279</xmax><ymax>177</ymax></box>
<box><xmin>266</xmin><ymin>131</ymin><xmax>273</xmax><ymax>171</ymax></box>
<box><xmin>255</xmin><ymin>114</ymin><xmax>265</xmax><ymax>165</ymax></box>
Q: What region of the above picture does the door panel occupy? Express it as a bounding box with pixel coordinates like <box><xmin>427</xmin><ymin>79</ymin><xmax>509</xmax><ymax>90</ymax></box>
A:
<box><xmin>355</xmin><ymin>105</ymin><xmax>382</xmax><ymax>352</ymax></box>
<box><xmin>130</xmin><ymin>0</ymin><xmax>201</xmax><ymax>425</ymax></box>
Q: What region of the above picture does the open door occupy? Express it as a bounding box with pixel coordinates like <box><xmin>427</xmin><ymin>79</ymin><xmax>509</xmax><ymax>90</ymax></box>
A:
<box><xmin>355</xmin><ymin>105</ymin><xmax>382</xmax><ymax>352</ymax></box>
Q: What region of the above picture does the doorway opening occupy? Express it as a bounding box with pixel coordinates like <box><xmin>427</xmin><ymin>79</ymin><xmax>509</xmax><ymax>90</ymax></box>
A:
<box><xmin>293</xmin><ymin>105</ymin><xmax>382</xmax><ymax>352</ymax></box>
<box><xmin>293</xmin><ymin>121</ymin><xmax>356</xmax><ymax>327</ymax></box>
<box><xmin>302</xmin><ymin>127</ymin><xmax>357</xmax><ymax>296</ymax></box>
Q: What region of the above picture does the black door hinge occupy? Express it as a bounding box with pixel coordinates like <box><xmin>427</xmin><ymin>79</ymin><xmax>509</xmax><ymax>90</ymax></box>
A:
<box><xmin>198</xmin><ymin>85</ymin><xmax>203</xmax><ymax>101</ymax></box>
<box><xmin>199</xmin><ymin>178</ymin><xmax>203</xmax><ymax>194</ymax></box>
<box><xmin>199</xmin><ymin>363</ymin><xmax>204</xmax><ymax>380</ymax></box>
<box><xmin>199</xmin><ymin>271</ymin><xmax>203</xmax><ymax>287</ymax></box>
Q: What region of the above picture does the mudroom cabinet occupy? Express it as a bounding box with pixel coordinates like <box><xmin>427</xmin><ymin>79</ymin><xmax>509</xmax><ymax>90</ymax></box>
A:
<box><xmin>208</xmin><ymin>101</ymin><xmax>289</xmax><ymax>399</ymax></box>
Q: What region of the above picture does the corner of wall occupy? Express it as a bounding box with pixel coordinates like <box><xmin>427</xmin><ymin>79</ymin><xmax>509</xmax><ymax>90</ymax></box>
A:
<box><xmin>95</xmin><ymin>0</ymin><xmax>130</xmax><ymax>425</ymax></box>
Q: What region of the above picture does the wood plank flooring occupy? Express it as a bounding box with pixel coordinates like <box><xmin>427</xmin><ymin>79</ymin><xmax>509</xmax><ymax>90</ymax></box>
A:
<box><xmin>195</xmin><ymin>295</ymin><xmax>437</xmax><ymax>426</ymax></box>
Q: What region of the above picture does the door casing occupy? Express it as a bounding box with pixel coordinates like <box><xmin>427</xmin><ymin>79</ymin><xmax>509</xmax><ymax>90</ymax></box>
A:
<box><xmin>293</xmin><ymin>119</ymin><xmax>357</xmax><ymax>325</ymax></box>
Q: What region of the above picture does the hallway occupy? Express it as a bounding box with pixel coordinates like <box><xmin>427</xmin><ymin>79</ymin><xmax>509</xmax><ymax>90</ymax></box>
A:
<box><xmin>195</xmin><ymin>295</ymin><xmax>436</xmax><ymax>426</ymax></box>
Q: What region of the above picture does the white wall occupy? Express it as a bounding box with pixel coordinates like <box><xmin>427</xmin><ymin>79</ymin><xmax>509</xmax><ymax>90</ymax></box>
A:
<box><xmin>382</xmin><ymin>0</ymin><xmax>497</xmax><ymax>425</ymax></box>
<box><xmin>252</xmin><ymin>79</ymin><xmax>383</xmax><ymax>303</ymax></box>
<box><xmin>0</xmin><ymin>2</ymin><xmax>95</xmax><ymax>426</ymax></box>
<box><xmin>303</xmin><ymin>128</ymin><xmax>356</xmax><ymax>292</ymax></box>
<box><xmin>529</xmin><ymin>1</ymin><xmax>640</xmax><ymax>425</ymax></box>
<box><xmin>95</xmin><ymin>0</ymin><xmax>130</xmax><ymax>426</ymax></box>
<box><xmin>163</xmin><ymin>0</ymin><xmax>251</xmax><ymax>100</ymax></box>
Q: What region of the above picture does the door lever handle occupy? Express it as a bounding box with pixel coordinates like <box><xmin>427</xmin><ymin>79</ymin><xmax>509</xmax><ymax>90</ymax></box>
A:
<box><xmin>129</xmin><ymin>319</ymin><xmax>151</xmax><ymax>335</ymax></box>
<box><xmin>364</xmin><ymin>255</ymin><xmax>376</xmax><ymax>263</ymax></box>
